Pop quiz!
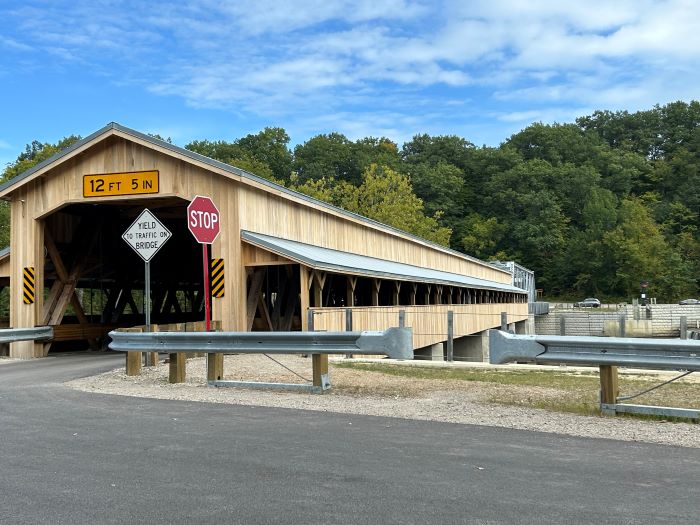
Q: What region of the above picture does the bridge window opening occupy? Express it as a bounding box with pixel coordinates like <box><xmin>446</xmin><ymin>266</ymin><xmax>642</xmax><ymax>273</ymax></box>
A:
<box><xmin>248</xmin><ymin>264</ymin><xmax>301</xmax><ymax>331</ymax></box>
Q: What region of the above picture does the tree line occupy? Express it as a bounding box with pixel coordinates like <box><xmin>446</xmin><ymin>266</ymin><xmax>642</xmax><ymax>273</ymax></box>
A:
<box><xmin>3</xmin><ymin>101</ymin><xmax>700</xmax><ymax>302</ymax></box>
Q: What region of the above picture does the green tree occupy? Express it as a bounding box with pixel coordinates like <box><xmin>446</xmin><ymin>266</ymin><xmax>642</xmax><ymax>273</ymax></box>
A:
<box><xmin>2</xmin><ymin>135</ymin><xmax>81</xmax><ymax>183</ymax></box>
<box><xmin>406</xmin><ymin>161</ymin><xmax>464</xmax><ymax>221</ymax></box>
<box><xmin>186</xmin><ymin>127</ymin><xmax>292</xmax><ymax>184</ymax></box>
<box><xmin>236</xmin><ymin>127</ymin><xmax>293</xmax><ymax>182</ymax></box>
<box><xmin>601</xmin><ymin>198</ymin><xmax>695</xmax><ymax>300</ymax></box>
<box><xmin>290</xmin><ymin>164</ymin><xmax>451</xmax><ymax>245</ymax></box>
<box><xmin>1</xmin><ymin>136</ymin><xmax>82</xmax><ymax>248</ymax></box>
<box><xmin>293</xmin><ymin>133</ymin><xmax>401</xmax><ymax>186</ymax></box>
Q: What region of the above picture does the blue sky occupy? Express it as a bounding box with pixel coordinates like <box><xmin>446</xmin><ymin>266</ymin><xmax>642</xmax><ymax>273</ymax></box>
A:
<box><xmin>2</xmin><ymin>0</ymin><xmax>700</xmax><ymax>169</ymax></box>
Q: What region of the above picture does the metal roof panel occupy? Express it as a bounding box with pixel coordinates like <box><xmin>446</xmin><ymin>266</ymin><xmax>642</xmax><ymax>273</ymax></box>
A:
<box><xmin>241</xmin><ymin>230</ymin><xmax>524</xmax><ymax>293</ymax></box>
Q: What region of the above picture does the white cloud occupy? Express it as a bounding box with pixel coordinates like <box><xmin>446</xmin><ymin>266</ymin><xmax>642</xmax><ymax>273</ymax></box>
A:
<box><xmin>5</xmin><ymin>0</ymin><xmax>700</xmax><ymax>144</ymax></box>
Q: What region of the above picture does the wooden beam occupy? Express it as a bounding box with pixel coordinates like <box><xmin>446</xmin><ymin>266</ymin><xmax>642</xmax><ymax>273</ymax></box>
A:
<box><xmin>300</xmin><ymin>266</ymin><xmax>310</xmax><ymax>331</ymax></box>
<box><xmin>42</xmin><ymin>280</ymin><xmax>63</xmax><ymax>325</ymax></box>
<box><xmin>392</xmin><ymin>281</ymin><xmax>401</xmax><ymax>306</ymax></box>
<box><xmin>312</xmin><ymin>270</ymin><xmax>325</xmax><ymax>307</ymax></box>
<box><xmin>410</xmin><ymin>283</ymin><xmax>417</xmax><ymax>306</ymax></box>
<box><xmin>371</xmin><ymin>278</ymin><xmax>380</xmax><ymax>306</ymax></box>
<box><xmin>346</xmin><ymin>275</ymin><xmax>357</xmax><ymax>307</ymax></box>
<box><xmin>257</xmin><ymin>295</ymin><xmax>274</xmax><ymax>331</ymax></box>
<box><xmin>246</xmin><ymin>268</ymin><xmax>266</xmax><ymax>330</ymax></box>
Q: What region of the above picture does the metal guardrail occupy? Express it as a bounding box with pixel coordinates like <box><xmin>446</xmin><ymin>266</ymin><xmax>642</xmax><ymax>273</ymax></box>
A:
<box><xmin>108</xmin><ymin>328</ymin><xmax>413</xmax><ymax>360</ymax></box>
<box><xmin>109</xmin><ymin>327</ymin><xmax>413</xmax><ymax>393</ymax></box>
<box><xmin>488</xmin><ymin>330</ymin><xmax>699</xmax><ymax>420</ymax></box>
<box><xmin>489</xmin><ymin>330</ymin><xmax>700</xmax><ymax>371</ymax></box>
<box><xmin>0</xmin><ymin>326</ymin><xmax>53</xmax><ymax>344</ymax></box>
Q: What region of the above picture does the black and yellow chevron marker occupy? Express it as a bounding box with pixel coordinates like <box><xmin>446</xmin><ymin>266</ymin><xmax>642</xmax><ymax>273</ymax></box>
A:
<box><xmin>210</xmin><ymin>258</ymin><xmax>224</xmax><ymax>298</ymax></box>
<box><xmin>23</xmin><ymin>266</ymin><xmax>35</xmax><ymax>304</ymax></box>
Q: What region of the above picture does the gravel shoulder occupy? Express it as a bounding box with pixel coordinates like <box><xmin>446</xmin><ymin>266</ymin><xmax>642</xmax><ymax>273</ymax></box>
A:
<box><xmin>67</xmin><ymin>354</ymin><xmax>699</xmax><ymax>449</ymax></box>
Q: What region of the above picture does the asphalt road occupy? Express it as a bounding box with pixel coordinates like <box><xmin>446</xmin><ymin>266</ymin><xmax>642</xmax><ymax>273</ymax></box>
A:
<box><xmin>1</xmin><ymin>352</ymin><xmax>698</xmax><ymax>524</ymax></box>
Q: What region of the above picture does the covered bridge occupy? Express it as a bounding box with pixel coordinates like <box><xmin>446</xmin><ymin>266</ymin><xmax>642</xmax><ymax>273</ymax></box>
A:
<box><xmin>0</xmin><ymin>123</ymin><xmax>527</xmax><ymax>359</ymax></box>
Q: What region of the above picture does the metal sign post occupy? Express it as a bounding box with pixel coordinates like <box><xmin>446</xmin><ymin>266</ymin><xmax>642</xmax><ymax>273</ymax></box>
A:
<box><xmin>122</xmin><ymin>209</ymin><xmax>172</xmax><ymax>365</ymax></box>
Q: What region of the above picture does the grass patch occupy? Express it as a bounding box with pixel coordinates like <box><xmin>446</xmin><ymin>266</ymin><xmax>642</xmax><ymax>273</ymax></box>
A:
<box><xmin>333</xmin><ymin>361</ymin><xmax>699</xmax><ymax>420</ymax></box>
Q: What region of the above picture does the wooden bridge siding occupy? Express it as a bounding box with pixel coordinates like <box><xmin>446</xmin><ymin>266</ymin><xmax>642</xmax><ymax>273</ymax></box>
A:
<box><xmin>9</xmin><ymin>184</ymin><xmax>45</xmax><ymax>357</ymax></box>
<box><xmin>236</xmin><ymin>185</ymin><xmax>512</xmax><ymax>284</ymax></box>
<box><xmin>310</xmin><ymin>303</ymin><xmax>529</xmax><ymax>350</ymax></box>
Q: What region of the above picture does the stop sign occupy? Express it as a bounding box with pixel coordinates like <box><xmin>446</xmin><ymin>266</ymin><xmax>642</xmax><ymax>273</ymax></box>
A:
<box><xmin>187</xmin><ymin>195</ymin><xmax>220</xmax><ymax>244</ymax></box>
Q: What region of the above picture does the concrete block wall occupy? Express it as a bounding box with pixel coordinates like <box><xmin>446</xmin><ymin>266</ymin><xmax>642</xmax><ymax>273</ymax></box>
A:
<box><xmin>535</xmin><ymin>305</ymin><xmax>700</xmax><ymax>337</ymax></box>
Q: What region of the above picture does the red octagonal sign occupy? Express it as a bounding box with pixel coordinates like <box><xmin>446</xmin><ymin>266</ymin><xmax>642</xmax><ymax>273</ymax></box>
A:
<box><xmin>187</xmin><ymin>195</ymin><xmax>220</xmax><ymax>244</ymax></box>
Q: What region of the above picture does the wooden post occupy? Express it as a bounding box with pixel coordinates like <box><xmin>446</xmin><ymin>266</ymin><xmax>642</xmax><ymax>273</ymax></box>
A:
<box><xmin>126</xmin><ymin>350</ymin><xmax>142</xmax><ymax>376</ymax></box>
<box><xmin>600</xmin><ymin>365</ymin><xmax>619</xmax><ymax>405</ymax></box>
<box><xmin>121</xmin><ymin>326</ymin><xmax>144</xmax><ymax>376</ymax></box>
<box><xmin>501</xmin><ymin>311</ymin><xmax>508</xmax><ymax>331</ymax></box>
<box><xmin>399</xmin><ymin>309</ymin><xmax>405</xmax><ymax>328</ymax></box>
<box><xmin>169</xmin><ymin>353</ymin><xmax>186</xmax><ymax>383</ymax></box>
<box><xmin>410</xmin><ymin>283</ymin><xmax>417</xmax><ymax>306</ymax></box>
<box><xmin>207</xmin><ymin>353</ymin><xmax>224</xmax><ymax>381</ymax></box>
<box><xmin>312</xmin><ymin>353</ymin><xmax>329</xmax><ymax>390</ymax></box>
<box><xmin>300</xmin><ymin>266</ymin><xmax>310</xmax><ymax>331</ymax></box>
<box><xmin>392</xmin><ymin>281</ymin><xmax>400</xmax><ymax>306</ymax></box>
<box><xmin>309</xmin><ymin>310</ymin><xmax>329</xmax><ymax>390</ymax></box>
<box><xmin>446</xmin><ymin>310</ymin><xmax>454</xmax><ymax>362</ymax></box>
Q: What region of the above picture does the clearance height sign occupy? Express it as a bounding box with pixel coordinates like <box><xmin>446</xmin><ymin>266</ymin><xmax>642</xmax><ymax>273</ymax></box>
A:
<box><xmin>83</xmin><ymin>170</ymin><xmax>159</xmax><ymax>197</ymax></box>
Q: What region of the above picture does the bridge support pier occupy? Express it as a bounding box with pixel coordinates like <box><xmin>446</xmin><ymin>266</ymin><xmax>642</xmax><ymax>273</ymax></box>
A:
<box><xmin>453</xmin><ymin>330</ymin><xmax>489</xmax><ymax>362</ymax></box>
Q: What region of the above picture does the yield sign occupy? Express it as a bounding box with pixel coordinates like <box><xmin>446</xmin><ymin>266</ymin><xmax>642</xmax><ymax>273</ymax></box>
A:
<box><xmin>122</xmin><ymin>208</ymin><xmax>172</xmax><ymax>262</ymax></box>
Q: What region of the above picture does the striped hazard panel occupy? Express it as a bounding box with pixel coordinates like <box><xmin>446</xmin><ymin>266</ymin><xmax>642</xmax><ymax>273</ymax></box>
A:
<box><xmin>23</xmin><ymin>266</ymin><xmax>35</xmax><ymax>304</ymax></box>
<box><xmin>210</xmin><ymin>258</ymin><xmax>224</xmax><ymax>298</ymax></box>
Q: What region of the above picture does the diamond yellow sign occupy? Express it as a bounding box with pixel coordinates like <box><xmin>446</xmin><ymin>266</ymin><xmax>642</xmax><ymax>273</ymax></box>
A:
<box><xmin>83</xmin><ymin>170</ymin><xmax>159</xmax><ymax>197</ymax></box>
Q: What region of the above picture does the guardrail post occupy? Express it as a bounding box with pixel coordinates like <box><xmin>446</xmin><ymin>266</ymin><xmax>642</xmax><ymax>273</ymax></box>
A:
<box><xmin>122</xmin><ymin>326</ymin><xmax>143</xmax><ymax>376</ymax></box>
<box><xmin>207</xmin><ymin>321</ymin><xmax>224</xmax><ymax>381</ymax></box>
<box><xmin>446</xmin><ymin>310</ymin><xmax>454</xmax><ymax>362</ymax></box>
<box><xmin>680</xmin><ymin>316</ymin><xmax>688</xmax><ymax>340</ymax></box>
<box><xmin>500</xmin><ymin>311</ymin><xmax>507</xmax><ymax>332</ymax></box>
<box><xmin>599</xmin><ymin>365</ymin><xmax>619</xmax><ymax>406</ymax></box>
<box><xmin>345</xmin><ymin>308</ymin><xmax>353</xmax><ymax>359</ymax></box>
<box><xmin>170</xmin><ymin>352</ymin><xmax>187</xmax><ymax>383</ymax></box>
<box><xmin>308</xmin><ymin>310</ymin><xmax>329</xmax><ymax>390</ymax></box>
<box><xmin>126</xmin><ymin>350</ymin><xmax>142</xmax><ymax>376</ymax></box>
